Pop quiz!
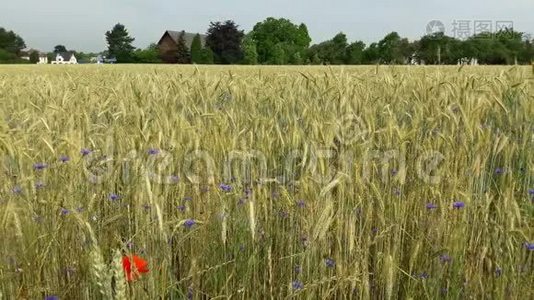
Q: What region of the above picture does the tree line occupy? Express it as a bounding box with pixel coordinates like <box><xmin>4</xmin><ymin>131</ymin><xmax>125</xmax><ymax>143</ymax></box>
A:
<box><xmin>105</xmin><ymin>18</ymin><xmax>534</xmax><ymax>65</ymax></box>
<box><xmin>1</xmin><ymin>18</ymin><xmax>533</xmax><ymax>64</ymax></box>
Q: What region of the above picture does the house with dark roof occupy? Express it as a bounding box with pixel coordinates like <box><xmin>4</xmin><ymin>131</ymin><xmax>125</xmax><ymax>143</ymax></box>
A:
<box><xmin>51</xmin><ymin>52</ymin><xmax>77</xmax><ymax>64</ymax></box>
<box><xmin>157</xmin><ymin>30</ymin><xmax>206</xmax><ymax>63</ymax></box>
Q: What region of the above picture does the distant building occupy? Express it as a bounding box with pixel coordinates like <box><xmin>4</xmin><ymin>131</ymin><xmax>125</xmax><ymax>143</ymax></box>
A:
<box><xmin>157</xmin><ymin>30</ymin><xmax>205</xmax><ymax>63</ymax></box>
<box><xmin>20</xmin><ymin>48</ymin><xmax>35</xmax><ymax>61</ymax></box>
<box><xmin>38</xmin><ymin>53</ymin><xmax>48</xmax><ymax>64</ymax></box>
<box><xmin>51</xmin><ymin>52</ymin><xmax>77</xmax><ymax>64</ymax></box>
<box><xmin>20</xmin><ymin>48</ymin><xmax>48</xmax><ymax>64</ymax></box>
<box><xmin>93</xmin><ymin>55</ymin><xmax>117</xmax><ymax>64</ymax></box>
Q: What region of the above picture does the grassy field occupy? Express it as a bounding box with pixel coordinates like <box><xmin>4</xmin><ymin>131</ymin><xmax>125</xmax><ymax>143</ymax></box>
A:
<box><xmin>0</xmin><ymin>64</ymin><xmax>532</xmax><ymax>299</ymax></box>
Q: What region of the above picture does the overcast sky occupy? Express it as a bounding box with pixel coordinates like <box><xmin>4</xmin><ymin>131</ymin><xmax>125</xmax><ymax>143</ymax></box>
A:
<box><xmin>2</xmin><ymin>0</ymin><xmax>533</xmax><ymax>53</ymax></box>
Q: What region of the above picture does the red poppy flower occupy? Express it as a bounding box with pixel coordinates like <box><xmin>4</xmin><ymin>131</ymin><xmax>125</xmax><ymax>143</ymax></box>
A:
<box><xmin>122</xmin><ymin>255</ymin><xmax>149</xmax><ymax>281</ymax></box>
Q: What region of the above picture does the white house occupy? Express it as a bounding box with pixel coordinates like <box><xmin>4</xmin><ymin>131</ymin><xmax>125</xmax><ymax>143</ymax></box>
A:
<box><xmin>38</xmin><ymin>53</ymin><xmax>48</xmax><ymax>64</ymax></box>
<box><xmin>52</xmin><ymin>52</ymin><xmax>77</xmax><ymax>64</ymax></box>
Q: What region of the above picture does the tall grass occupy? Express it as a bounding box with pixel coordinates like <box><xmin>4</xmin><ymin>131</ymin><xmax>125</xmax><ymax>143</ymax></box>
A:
<box><xmin>0</xmin><ymin>65</ymin><xmax>532</xmax><ymax>299</ymax></box>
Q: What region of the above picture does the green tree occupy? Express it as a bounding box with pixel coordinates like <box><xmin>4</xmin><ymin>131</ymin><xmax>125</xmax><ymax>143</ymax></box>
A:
<box><xmin>345</xmin><ymin>41</ymin><xmax>366</xmax><ymax>64</ymax></box>
<box><xmin>133</xmin><ymin>43</ymin><xmax>161</xmax><ymax>63</ymax></box>
<box><xmin>0</xmin><ymin>49</ymin><xmax>29</xmax><ymax>63</ymax></box>
<box><xmin>53</xmin><ymin>45</ymin><xmax>67</xmax><ymax>53</ymax></box>
<box><xmin>200</xmin><ymin>48</ymin><xmax>214</xmax><ymax>64</ymax></box>
<box><xmin>206</xmin><ymin>20</ymin><xmax>244</xmax><ymax>64</ymax></box>
<box><xmin>251</xmin><ymin>18</ymin><xmax>311</xmax><ymax>64</ymax></box>
<box><xmin>190</xmin><ymin>34</ymin><xmax>202</xmax><ymax>64</ymax></box>
<box><xmin>520</xmin><ymin>36</ymin><xmax>534</xmax><ymax>64</ymax></box>
<box><xmin>175</xmin><ymin>31</ymin><xmax>191</xmax><ymax>64</ymax></box>
<box><xmin>310</xmin><ymin>53</ymin><xmax>321</xmax><ymax>65</ymax></box>
<box><xmin>241</xmin><ymin>34</ymin><xmax>258</xmax><ymax>64</ymax></box>
<box><xmin>47</xmin><ymin>52</ymin><xmax>55</xmax><ymax>64</ymax></box>
<box><xmin>463</xmin><ymin>32</ymin><xmax>506</xmax><ymax>64</ymax></box>
<box><xmin>290</xmin><ymin>52</ymin><xmax>303</xmax><ymax>64</ymax></box>
<box><xmin>362</xmin><ymin>43</ymin><xmax>380</xmax><ymax>64</ymax></box>
<box><xmin>105</xmin><ymin>23</ymin><xmax>135</xmax><ymax>63</ymax></box>
<box><xmin>29</xmin><ymin>50</ymin><xmax>39</xmax><ymax>63</ymax></box>
<box><xmin>417</xmin><ymin>33</ymin><xmax>462</xmax><ymax>64</ymax></box>
<box><xmin>0</xmin><ymin>27</ymin><xmax>26</xmax><ymax>55</ymax></box>
<box><xmin>271</xmin><ymin>43</ymin><xmax>285</xmax><ymax>65</ymax></box>
<box><xmin>496</xmin><ymin>29</ymin><xmax>525</xmax><ymax>64</ymax></box>
<box><xmin>377</xmin><ymin>32</ymin><xmax>406</xmax><ymax>64</ymax></box>
<box><xmin>307</xmin><ymin>32</ymin><xmax>348</xmax><ymax>65</ymax></box>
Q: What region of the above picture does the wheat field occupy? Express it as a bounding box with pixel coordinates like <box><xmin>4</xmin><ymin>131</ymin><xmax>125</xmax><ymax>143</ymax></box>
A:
<box><xmin>0</xmin><ymin>65</ymin><xmax>532</xmax><ymax>299</ymax></box>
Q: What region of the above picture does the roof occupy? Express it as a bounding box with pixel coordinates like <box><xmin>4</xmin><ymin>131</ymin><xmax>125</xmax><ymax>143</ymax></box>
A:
<box><xmin>20</xmin><ymin>48</ymin><xmax>47</xmax><ymax>56</ymax></box>
<box><xmin>158</xmin><ymin>30</ymin><xmax>206</xmax><ymax>47</ymax></box>
<box><xmin>57</xmin><ymin>52</ymin><xmax>75</xmax><ymax>60</ymax></box>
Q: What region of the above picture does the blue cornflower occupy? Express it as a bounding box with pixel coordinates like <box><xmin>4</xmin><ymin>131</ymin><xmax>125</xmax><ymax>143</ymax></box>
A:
<box><xmin>219</xmin><ymin>183</ymin><xmax>232</xmax><ymax>192</ymax></box>
<box><xmin>80</xmin><ymin>148</ymin><xmax>92</xmax><ymax>156</ymax></box>
<box><xmin>109</xmin><ymin>193</ymin><xmax>120</xmax><ymax>201</ymax></box>
<box><xmin>177</xmin><ymin>205</ymin><xmax>186</xmax><ymax>212</ymax></box>
<box><xmin>170</xmin><ymin>175</ymin><xmax>180</xmax><ymax>183</ymax></box>
<box><xmin>35</xmin><ymin>181</ymin><xmax>45</xmax><ymax>189</ymax></box>
<box><xmin>148</xmin><ymin>148</ymin><xmax>160</xmax><ymax>155</ymax></box>
<box><xmin>294</xmin><ymin>265</ymin><xmax>302</xmax><ymax>274</ymax></box>
<box><xmin>292</xmin><ymin>280</ymin><xmax>304</xmax><ymax>290</ymax></box>
<box><xmin>495</xmin><ymin>167</ymin><xmax>505</xmax><ymax>175</ymax></box>
<box><xmin>60</xmin><ymin>208</ymin><xmax>70</xmax><ymax>216</ymax></box>
<box><xmin>528</xmin><ymin>189</ymin><xmax>534</xmax><ymax>196</ymax></box>
<box><xmin>12</xmin><ymin>186</ymin><xmax>22</xmax><ymax>194</ymax></box>
<box><xmin>142</xmin><ymin>204</ymin><xmax>151</xmax><ymax>211</ymax></box>
<box><xmin>45</xmin><ymin>296</ymin><xmax>59</xmax><ymax>300</ymax></box>
<box><xmin>495</xmin><ymin>267</ymin><xmax>502</xmax><ymax>277</ymax></box>
<box><xmin>524</xmin><ymin>242</ymin><xmax>534</xmax><ymax>251</ymax></box>
<box><xmin>33</xmin><ymin>162</ymin><xmax>48</xmax><ymax>170</ymax></box>
<box><xmin>419</xmin><ymin>272</ymin><xmax>430</xmax><ymax>279</ymax></box>
<box><xmin>59</xmin><ymin>155</ymin><xmax>70</xmax><ymax>163</ymax></box>
<box><xmin>426</xmin><ymin>203</ymin><xmax>438</xmax><ymax>210</ymax></box>
<box><xmin>183</xmin><ymin>219</ymin><xmax>196</xmax><ymax>229</ymax></box>
<box><xmin>453</xmin><ymin>201</ymin><xmax>465</xmax><ymax>209</ymax></box>
<box><xmin>439</xmin><ymin>254</ymin><xmax>452</xmax><ymax>263</ymax></box>
<box><xmin>187</xmin><ymin>287</ymin><xmax>193</xmax><ymax>300</ymax></box>
<box><xmin>183</xmin><ymin>196</ymin><xmax>192</xmax><ymax>201</ymax></box>
<box><xmin>296</xmin><ymin>199</ymin><xmax>306</xmax><ymax>208</ymax></box>
<box><xmin>325</xmin><ymin>258</ymin><xmax>335</xmax><ymax>268</ymax></box>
